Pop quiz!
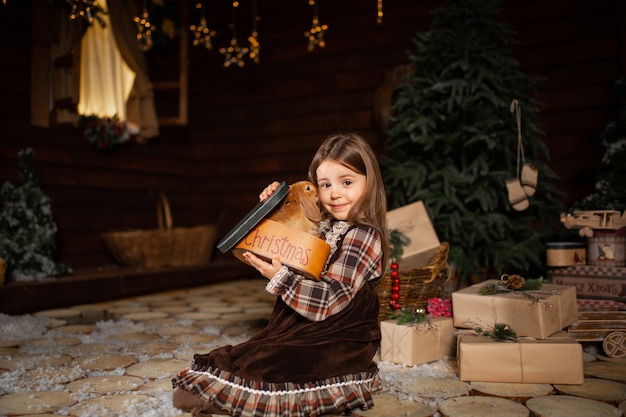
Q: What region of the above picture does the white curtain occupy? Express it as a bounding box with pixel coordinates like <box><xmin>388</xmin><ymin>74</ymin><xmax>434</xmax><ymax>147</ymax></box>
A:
<box><xmin>78</xmin><ymin>0</ymin><xmax>136</xmax><ymax>124</ymax></box>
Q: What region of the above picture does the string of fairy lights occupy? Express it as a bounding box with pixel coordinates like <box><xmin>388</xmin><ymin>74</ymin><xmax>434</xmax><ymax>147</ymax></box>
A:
<box><xmin>192</xmin><ymin>0</ymin><xmax>332</xmax><ymax>67</ymax></box>
<box><xmin>3</xmin><ymin>0</ymin><xmax>385</xmax><ymax>69</ymax></box>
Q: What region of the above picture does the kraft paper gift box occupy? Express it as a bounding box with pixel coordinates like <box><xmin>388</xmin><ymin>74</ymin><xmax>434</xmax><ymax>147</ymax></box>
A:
<box><xmin>451</xmin><ymin>280</ymin><xmax>578</xmax><ymax>339</ymax></box>
<box><xmin>386</xmin><ymin>201</ymin><xmax>440</xmax><ymax>270</ymax></box>
<box><xmin>457</xmin><ymin>332</ymin><xmax>584</xmax><ymax>384</ymax></box>
<box><xmin>380</xmin><ymin>317</ymin><xmax>456</xmax><ymax>366</ymax></box>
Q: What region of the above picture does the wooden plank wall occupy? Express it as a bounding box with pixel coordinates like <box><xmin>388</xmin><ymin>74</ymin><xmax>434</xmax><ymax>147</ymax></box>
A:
<box><xmin>0</xmin><ymin>0</ymin><xmax>624</xmax><ymax>274</ymax></box>
<box><xmin>505</xmin><ymin>0</ymin><xmax>626</xmax><ymax>206</ymax></box>
<box><xmin>185</xmin><ymin>0</ymin><xmax>626</xmax><ymax>243</ymax></box>
<box><xmin>184</xmin><ymin>0</ymin><xmax>441</xmax><ymax>237</ymax></box>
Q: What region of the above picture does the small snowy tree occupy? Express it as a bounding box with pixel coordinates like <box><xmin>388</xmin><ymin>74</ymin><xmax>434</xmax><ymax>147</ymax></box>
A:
<box><xmin>0</xmin><ymin>148</ymin><xmax>70</xmax><ymax>282</ymax></box>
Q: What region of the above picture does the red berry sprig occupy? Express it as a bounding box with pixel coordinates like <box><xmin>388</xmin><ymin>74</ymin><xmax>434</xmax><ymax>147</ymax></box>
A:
<box><xmin>389</xmin><ymin>261</ymin><xmax>401</xmax><ymax>311</ymax></box>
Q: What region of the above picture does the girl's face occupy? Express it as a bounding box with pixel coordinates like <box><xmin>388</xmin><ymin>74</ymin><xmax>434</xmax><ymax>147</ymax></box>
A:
<box><xmin>315</xmin><ymin>160</ymin><xmax>366</xmax><ymax>221</ymax></box>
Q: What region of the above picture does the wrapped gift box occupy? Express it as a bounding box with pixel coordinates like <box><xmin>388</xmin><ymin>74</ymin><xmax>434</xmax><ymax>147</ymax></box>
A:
<box><xmin>386</xmin><ymin>201</ymin><xmax>440</xmax><ymax>270</ymax></box>
<box><xmin>451</xmin><ymin>280</ymin><xmax>578</xmax><ymax>339</ymax></box>
<box><xmin>380</xmin><ymin>317</ymin><xmax>456</xmax><ymax>366</ymax></box>
<box><xmin>458</xmin><ymin>332</ymin><xmax>584</xmax><ymax>384</ymax></box>
<box><xmin>548</xmin><ymin>265</ymin><xmax>626</xmax><ymax>303</ymax></box>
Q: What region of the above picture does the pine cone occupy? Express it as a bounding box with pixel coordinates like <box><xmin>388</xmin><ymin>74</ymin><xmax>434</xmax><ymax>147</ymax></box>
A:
<box><xmin>506</xmin><ymin>274</ymin><xmax>525</xmax><ymax>290</ymax></box>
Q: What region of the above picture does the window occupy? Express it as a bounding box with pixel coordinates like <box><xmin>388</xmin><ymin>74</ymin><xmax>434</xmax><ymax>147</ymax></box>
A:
<box><xmin>31</xmin><ymin>0</ymin><xmax>188</xmax><ymax>137</ymax></box>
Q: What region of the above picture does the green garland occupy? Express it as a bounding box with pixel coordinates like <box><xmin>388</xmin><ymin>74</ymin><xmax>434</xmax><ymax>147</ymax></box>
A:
<box><xmin>475</xmin><ymin>323</ymin><xmax>517</xmax><ymax>341</ymax></box>
<box><xmin>479</xmin><ymin>274</ymin><xmax>543</xmax><ymax>295</ymax></box>
<box><xmin>392</xmin><ymin>309</ymin><xmax>428</xmax><ymax>325</ymax></box>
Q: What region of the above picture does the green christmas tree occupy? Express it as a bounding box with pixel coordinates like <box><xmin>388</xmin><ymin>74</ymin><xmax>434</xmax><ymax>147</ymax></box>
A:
<box><xmin>572</xmin><ymin>78</ymin><xmax>626</xmax><ymax>212</ymax></box>
<box><xmin>381</xmin><ymin>0</ymin><xmax>563</xmax><ymax>283</ymax></box>
<box><xmin>0</xmin><ymin>148</ymin><xmax>70</xmax><ymax>282</ymax></box>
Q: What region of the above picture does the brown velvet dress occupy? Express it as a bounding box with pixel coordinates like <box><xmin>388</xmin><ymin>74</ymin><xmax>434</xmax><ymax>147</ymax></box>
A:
<box><xmin>172</xmin><ymin>223</ymin><xmax>382</xmax><ymax>417</ymax></box>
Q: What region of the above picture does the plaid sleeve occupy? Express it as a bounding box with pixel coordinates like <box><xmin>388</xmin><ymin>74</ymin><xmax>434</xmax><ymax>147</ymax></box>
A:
<box><xmin>267</xmin><ymin>225</ymin><xmax>383</xmax><ymax>322</ymax></box>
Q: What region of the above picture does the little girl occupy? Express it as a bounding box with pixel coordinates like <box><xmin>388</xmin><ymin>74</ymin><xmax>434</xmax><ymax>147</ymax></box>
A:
<box><xmin>172</xmin><ymin>132</ymin><xmax>390</xmax><ymax>417</ymax></box>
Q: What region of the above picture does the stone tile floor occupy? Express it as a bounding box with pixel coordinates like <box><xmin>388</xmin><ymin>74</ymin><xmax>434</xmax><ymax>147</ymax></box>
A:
<box><xmin>0</xmin><ymin>277</ymin><xmax>625</xmax><ymax>417</ymax></box>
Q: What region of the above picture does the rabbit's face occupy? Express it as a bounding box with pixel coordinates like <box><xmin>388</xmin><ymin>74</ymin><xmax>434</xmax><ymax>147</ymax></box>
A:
<box><xmin>285</xmin><ymin>181</ymin><xmax>321</xmax><ymax>222</ymax></box>
<box><xmin>268</xmin><ymin>180</ymin><xmax>322</xmax><ymax>234</ymax></box>
<box><xmin>290</xmin><ymin>181</ymin><xmax>317</xmax><ymax>202</ymax></box>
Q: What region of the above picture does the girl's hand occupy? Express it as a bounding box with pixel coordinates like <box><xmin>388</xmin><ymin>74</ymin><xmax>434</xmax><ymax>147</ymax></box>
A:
<box><xmin>259</xmin><ymin>181</ymin><xmax>282</xmax><ymax>202</ymax></box>
<box><xmin>242</xmin><ymin>252</ymin><xmax>284</xmax><ymax>280</ymax></box>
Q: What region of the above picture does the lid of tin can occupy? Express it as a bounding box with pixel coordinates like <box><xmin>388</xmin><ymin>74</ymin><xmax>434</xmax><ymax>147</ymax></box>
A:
<box><xmin>217</xmin><ymin>181</ymin><xmax>290</xmax><ymax>253</ymax></box>
<box><xmin>546</xmin><ymin>241</ymin><xmax>586</xmax><ymax>249</ymax></box>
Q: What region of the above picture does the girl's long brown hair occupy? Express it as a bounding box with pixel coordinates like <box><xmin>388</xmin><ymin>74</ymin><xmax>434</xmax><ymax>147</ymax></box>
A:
<box><xmin>308</xmin><ymin>132</ymin><xmax>390</xmax><ymax>271</ymax></box>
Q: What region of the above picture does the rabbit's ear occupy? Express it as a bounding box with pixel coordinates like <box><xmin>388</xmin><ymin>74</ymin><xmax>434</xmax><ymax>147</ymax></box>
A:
<box><xmin>291</xmin><ymin>181</ymin><xmax>322</xmax><ymax>222</ymax></box>
<box><xmin>301</xmin><ymin>197</ymin><xmax>322</xmax><ymax>222</ymax></box>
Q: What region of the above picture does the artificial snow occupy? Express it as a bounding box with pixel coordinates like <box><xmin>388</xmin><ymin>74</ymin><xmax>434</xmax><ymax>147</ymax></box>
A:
<box><xmin>0</xmin><ymin>307</ymin><xmax>461</xmax><ymax>417</ymax></box>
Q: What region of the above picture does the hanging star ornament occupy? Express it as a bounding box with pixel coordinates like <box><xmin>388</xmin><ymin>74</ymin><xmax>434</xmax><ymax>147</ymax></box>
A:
<box><xmin>247</xmin><ymin>7</ymin><xmax>261</xmax><ymax>64</ymax></box>
<box><xmin>220</xmin><ymin>38</ymin><xmax>249</xmax><ymax>68</ymax></box>
<box><xmin>220</xmin><ymin>0</ymin><xmax>248</xmax><ymax>68</ymax></box>
<box><xmin>134</xmin><ymin>6</ymin><xmax>153</xmax><ymax>51</ymax></box>
<box><xmin>190</xmin><ymin>1</ymin><xmax>216</xmax><ymax>50</ymax></box>
<box><xmin>304</xmin><ymin>0</ymin><xmax>328</xmax><ymax>53</ymax></box>
<box><xmin>66</xmin><ymin>0</ymin><xmax>102</xmax><ymax>26</ymax></box>
<box><xmin>305</xmin><ymin>18</ymin><xmax>328</xmax><ymax>51</ymax></box>
<box><xmin>248</xmin><ymin>30</ymin><xmax>260</xmax><ymax>63</ymax></box>
<box><xmin>190</xmin><ymin>16</ymin><xmax>216</xmax><ymax>49</ymax></box>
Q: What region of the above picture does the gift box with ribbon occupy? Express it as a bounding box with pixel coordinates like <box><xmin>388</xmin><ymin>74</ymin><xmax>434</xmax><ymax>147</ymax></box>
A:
<box><xmin>451</xmin><ymin>280</ymin><xmax>578</xmax><ymax>339</ymax></box>
<box><xmin>457</xmin><ymin>331</ymin><xmax>584</xmax><ymax>384</ymax></box>
<box><xmin>380</xmin><ymin>317</ymin><xmax>456</xmax><ymax>366</ymax></box>
<box><xmin>386</xmin><ymin>201</ymin><xmax>440</xmax><ymax>271</ymax></box>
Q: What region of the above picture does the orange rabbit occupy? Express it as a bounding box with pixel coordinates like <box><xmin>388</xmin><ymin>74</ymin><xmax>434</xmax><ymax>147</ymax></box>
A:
<box><xmin>267</xmin><ymin>181</ymin><xmax>322</xmax><ymax>235</ymax></box>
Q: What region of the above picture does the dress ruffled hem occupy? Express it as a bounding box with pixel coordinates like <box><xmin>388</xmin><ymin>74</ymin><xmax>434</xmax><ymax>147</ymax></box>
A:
<box><xmin>172</xmin><ymin>366</ymin><xmax>378</xmax><ymax>417</ymax></box>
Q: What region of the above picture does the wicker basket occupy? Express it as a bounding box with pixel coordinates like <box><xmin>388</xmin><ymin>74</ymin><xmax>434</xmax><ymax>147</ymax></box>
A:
<box><xmin>101</xmin><ymin>192</ymin><xmax>217</xmax><ymax>269</ymax></box>
<box><xmin>377</xmin><ymin>242</ymin><xmax>451</xmax><ymax>322</ymax></box>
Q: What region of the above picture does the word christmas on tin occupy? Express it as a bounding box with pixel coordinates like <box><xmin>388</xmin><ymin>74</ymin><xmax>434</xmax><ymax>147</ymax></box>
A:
<box><xmin>242</xmin><ymin>229</ymin><xmax>312</xmax><ymax>266</ymax></box>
